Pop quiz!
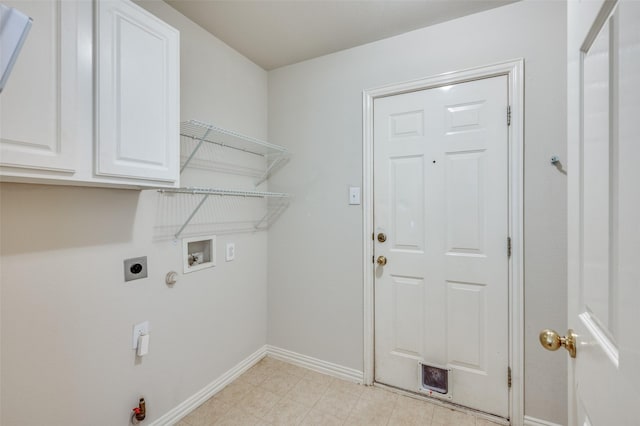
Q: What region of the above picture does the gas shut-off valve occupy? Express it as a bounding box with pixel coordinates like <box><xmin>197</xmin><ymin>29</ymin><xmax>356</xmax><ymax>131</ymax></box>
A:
<box><xmin>131</xmin><ymin>397</ymin><xmax>146</xmax><ymax>424</ymax></box>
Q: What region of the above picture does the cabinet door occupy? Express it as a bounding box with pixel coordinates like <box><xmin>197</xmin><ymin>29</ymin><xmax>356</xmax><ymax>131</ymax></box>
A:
<box><xmin>0</xmin><ymin>1</ymin><xmax>80</xmax><ymax>174</ymax></box>
<box><xmin>95</xmin><ymin>0</ymin><xmax>179</xmax><ymax>185</ymax></box>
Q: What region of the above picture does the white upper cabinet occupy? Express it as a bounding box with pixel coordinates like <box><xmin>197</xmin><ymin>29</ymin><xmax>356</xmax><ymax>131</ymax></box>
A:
<box><xmin>95</xmin><ymin>0</ymin><xmax>179</xmax><ymax>184</ymax></box>
<box><xmin>0</xmin><ymin>0</ymin><xmax>180</xmax><ymax>188</ymax></box>
<box><xmin>0</xmin><ymin>1</ymin><xmax>82</xmax><ymax>175</ymax></box>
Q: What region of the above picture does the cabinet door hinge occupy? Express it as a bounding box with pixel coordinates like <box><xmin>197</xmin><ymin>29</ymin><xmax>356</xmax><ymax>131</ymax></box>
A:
<box><xmin>507</xmin><ymin>105</ymin><xmax>511</xmax><ymax>126</ymax></box>
<box><xmin>507</xmin><ymin>237</ymin><xmax>512</xmax><ymax>258</ymax></box>
<box><xmin>508</xmin><ymin>366</ymin><xmax>512</xmax><ymax>388</ymax></box>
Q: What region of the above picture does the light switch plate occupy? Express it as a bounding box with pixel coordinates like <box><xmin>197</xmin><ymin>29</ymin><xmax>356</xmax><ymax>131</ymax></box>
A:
<box><xmin>226</xmin><ymin>243</ymin><xmax>235</xmax><ymax>261</ymax></box>
<box><xmin>349</xmin><ymin>186</ymin><xmax>361</xmax><ymax>205</ymax></box>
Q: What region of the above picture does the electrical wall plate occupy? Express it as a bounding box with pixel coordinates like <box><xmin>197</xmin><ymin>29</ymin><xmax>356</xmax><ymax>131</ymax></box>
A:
<box><xmin>124</xmin><ymin>257</ymin><xmax>148</xmax><ymax>282</ymax></box>
<box><xmin>132</xmin><ymin>321</ymin><xmax>149</xmax><ymax>349</ymax></box>
<box><xmin>349</xmin><ymin>186</ymin><xmax>361</xmax><ymax>205</ymax></box>
<box><xmin>226</xmin><ymin>243</ymin><xmax>235</xmax><ymax>261</ymax></box>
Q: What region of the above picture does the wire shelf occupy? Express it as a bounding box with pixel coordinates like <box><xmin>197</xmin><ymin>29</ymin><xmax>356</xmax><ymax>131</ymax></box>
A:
<box><xmin>180</xmin><ymin>120</ymin><xmax>289</xmax><ymax>184</ymax></box>
<box><xmin>167</xmin><ymin>120</ymin><xmax>291</xmax><ymax>238</ymax></box>
<box><xmin>158</xmin><ymin>187</ymin><xmax>290</xmax><ymax>238</ymax></box>
<box><xmin>181</xmin><ymin>119</ymin><xmax>287</xmax><ymax>156</ymax></box>
<box><xmin>159</xmin><ymin>187</ymin><xmax>289</xmax><ymax>198</ymax></box>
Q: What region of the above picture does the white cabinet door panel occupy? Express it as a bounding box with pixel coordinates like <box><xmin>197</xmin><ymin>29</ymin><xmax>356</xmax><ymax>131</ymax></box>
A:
<box><xmin>0</xmin><ymin>1</ymin><xmax>79</xmax><ymax>173</ymax></box>
<box><xmin>96</xmin><ymin>0</ymin><xmax>179</xmax><ymax>184</ymax></box>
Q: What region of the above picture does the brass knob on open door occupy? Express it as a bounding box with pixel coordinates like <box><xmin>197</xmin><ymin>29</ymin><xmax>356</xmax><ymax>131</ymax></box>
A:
<box><xmin>376</xmin><ymin>256</ymin><xmax>387</xmax><ymax>266</ymax></box>
<box><xmin>539</xmin><ymin>329</ymin><xmax>577</xmax><ymax>358</ymax></box>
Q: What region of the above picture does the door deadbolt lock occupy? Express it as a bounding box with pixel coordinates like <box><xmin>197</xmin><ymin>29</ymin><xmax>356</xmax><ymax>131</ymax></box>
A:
<box><xmin>377</xmin><ymin>233</ymin><xmax>387</xmax><ymax>243</ymax></box>
<box><xmin>539</xmin><ymin>329</ymin><xmax>577</xmax><ymax>358</ymax></box>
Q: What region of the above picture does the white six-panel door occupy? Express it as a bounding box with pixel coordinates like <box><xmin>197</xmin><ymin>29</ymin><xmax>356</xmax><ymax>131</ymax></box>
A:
<box><xmin>566</xmin><ymin>1</ymin><xmax>640</xmax><ymax>425</ymax></box>
<box><xmin>374</xmin><ymin>76</ymin><xmax>509</xmax><ymax>417</ymax></box>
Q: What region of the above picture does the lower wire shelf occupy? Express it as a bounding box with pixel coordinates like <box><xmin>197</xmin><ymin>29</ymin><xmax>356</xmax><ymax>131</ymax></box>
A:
<box><xmin>157</xmin><ymin>187</ymin><xmax>290</xmax><ymax>238</ymax></box>
<box><xmin>158</xmin><ymin>187</ymin><xmax>289</xmax><ymax>198</ymax></box>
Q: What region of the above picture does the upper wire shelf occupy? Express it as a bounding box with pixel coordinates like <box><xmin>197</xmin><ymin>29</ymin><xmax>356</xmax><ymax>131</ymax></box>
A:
<box><xmin>169</xmin><ymin>120</ymin><xmax>291</xmax><ymax>238</ymax></box>
<box><xmin>180</xmin><ymin>120</ymin><xmax>288</xmax><ymax>184</ymax></box>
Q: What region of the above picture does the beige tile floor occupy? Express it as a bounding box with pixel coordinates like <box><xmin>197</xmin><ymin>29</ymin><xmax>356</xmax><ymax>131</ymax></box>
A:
<box><xmin>176</xmin><ymin>357</ymin><xmax>504</xmax><ymax>426</ymax></box>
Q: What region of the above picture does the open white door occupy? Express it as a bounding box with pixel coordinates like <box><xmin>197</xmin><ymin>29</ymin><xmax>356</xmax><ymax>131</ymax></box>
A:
<box><xmin>558</xmin><ymin>1</ymin><xmax>640</xmax><ymax>425</ymax></box>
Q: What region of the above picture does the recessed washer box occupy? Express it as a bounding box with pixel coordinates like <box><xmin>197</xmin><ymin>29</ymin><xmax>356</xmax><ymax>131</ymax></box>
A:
<box><xmin>182</xmin><ymin>235</ymin><xmax>215</xmax><ymax>273</ymax></box>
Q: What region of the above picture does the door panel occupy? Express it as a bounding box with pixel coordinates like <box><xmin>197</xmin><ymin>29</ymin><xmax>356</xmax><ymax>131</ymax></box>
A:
<box><xmin>567</xmin><ymin>1</ymin><xmax>640</xmax><ymax>425</ymax></box>
<box><xmin>445</xmin><ymin>150</ymin><xmax>485</xmax><ymax>254</ymax></box>
<box><xmin>446</xmin><ymin>281</ymin><xmax>486</xmax><ymax>372</ymax></box>
<box><xmin>390</xmin><ymin>111</ymin><xmax>424</xmax><ymax>138</ymax></box>
<box><xmin>374</xmin><ymin>76</ymin><xmax>509</xmax><ymax>417</ymax></box>
<box><xmin>390</xmin><ymin>156</ymin><xmax>425</xmax><ymax>251</ymax></box>
<box><xmin>582</xmin><ymin>16</ymin><xmax>613</xmax><ymax>334</ymax></box>
<box><xmin>390</xmin><ymin>275</ymin><xmax>425</xmax><ymax>359</ymax></box>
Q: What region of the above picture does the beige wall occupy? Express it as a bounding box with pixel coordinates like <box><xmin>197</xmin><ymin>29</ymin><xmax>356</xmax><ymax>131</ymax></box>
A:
<box><xmin>0</xmin><ymin>1</ymin><xmax>268</xmax><ymax>424</ymax></box>
<box><xmin>1</xmin><ymin>1</ymin><xmax>570</xmax><ymax>424</ymax></box>
<box><xmin>267</xmin><ymin>1</ymin><xmax>568</xmax><ymax>424</ymax></box>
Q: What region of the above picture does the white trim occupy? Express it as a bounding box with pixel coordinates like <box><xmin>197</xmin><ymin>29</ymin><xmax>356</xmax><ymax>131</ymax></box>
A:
<box><xmin>524</xmin><ymin>415</ymin><xmax>564</xmax><ymax>426</ymax></box>
<box><xmin>149</xmin><ymin>345</ymin><xmax>267</xmax><ymax>426</ymax></box>
<box><xmin>362</xmin><ymin>86</ymin><xmax>375</xmax><ymax>386</ymax></box>
<box><xmin>579</xmin><ymin>312</ymin><xmax>619</xmax><ymax>367</ymax></box>
<box><xmin>362</xmin><ymin>59</ymin><xmax>525</xmax><ymax>425</ymax></box>
<box><xmin>266</xmin><ymin>345</ymin><xmax>364</xmax><ymax>383</ymax></box>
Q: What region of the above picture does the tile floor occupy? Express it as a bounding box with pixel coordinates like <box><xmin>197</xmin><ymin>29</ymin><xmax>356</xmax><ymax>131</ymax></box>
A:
<box><xmin>176</xmin><ymin>357</ymin><xmax>503</xmax><ymax>426</ymax></box>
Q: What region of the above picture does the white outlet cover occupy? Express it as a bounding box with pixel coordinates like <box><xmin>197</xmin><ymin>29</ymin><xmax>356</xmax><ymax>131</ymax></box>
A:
<box><xmin>132</xmin><ymin>321</ymin><xmax>149</xmax><ymax>349</ymax></box>
<box><xmin>226</xmin><ymin>243</ymin><xmax>235</xmax><ymax>261</ymax></box>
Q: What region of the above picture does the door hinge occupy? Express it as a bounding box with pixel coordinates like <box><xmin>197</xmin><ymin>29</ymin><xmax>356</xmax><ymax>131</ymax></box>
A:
<box><xmin>508</xmin><ymin>367</ymin><xmax>512</xmax><ymax>388</ymax></box>
<box><xmin>507</xmin><ymin>237</ymin><xmax>512</xmax><ymax>258</ymax></box>
<box><xmin>507</xmin><ymin>105</ymin><xmax>511</xmax><ymax>126</ymax></box>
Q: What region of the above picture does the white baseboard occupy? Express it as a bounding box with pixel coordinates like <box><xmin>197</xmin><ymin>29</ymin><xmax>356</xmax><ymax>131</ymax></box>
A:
<box><xmin>151</xmin><ymin>345</ymin><xmax>363</xmax><ymax>425</ymax></box>
<box><xmin>524</xmin><ymin>415</ymin><xmax>564</xmax><ymax>426</ymax></box>
<box><xmin>150</xmin><ymin>345</ymin><xmax>267</xmax><ymax>426</ymax></box>
<box><xmin>151</xmin><ymin>344</ymin><xmax>554</xmax><ymax>426</ymax></box>
<box><xmin>265</xmin><ymin>345</ymin><xmax>364</xmax><ymax>384</ymax></box>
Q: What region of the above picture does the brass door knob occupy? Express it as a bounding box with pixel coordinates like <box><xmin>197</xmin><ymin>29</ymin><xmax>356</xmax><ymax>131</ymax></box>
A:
<box><xmin>539</xmin><ymin>329</ymin><xmax>577</xmax><ymax>358</ymax></box>
<box><xmin>376</xmin><ymin>256</ymin><xmax>387</xmax><ymax>266</ymax></box>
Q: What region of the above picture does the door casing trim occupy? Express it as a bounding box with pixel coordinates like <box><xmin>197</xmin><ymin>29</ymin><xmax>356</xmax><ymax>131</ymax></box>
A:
<box><xmin>362</xmin><ymin>58</ymin><xmax>524</xmax><ymax>425</ymax></box>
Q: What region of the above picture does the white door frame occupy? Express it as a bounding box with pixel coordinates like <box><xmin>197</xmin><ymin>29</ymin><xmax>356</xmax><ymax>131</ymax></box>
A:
<box><xmin>362</xmin><ymin>59</ymin><xmax>524</xmax><ymax>424</ymax></box>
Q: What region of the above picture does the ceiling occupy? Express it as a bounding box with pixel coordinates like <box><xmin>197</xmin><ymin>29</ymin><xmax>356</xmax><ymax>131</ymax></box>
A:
<box><xmin>165</xmin><ymin>0</ymin><xmax>517</xmax><ymax>70</ymax></box>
